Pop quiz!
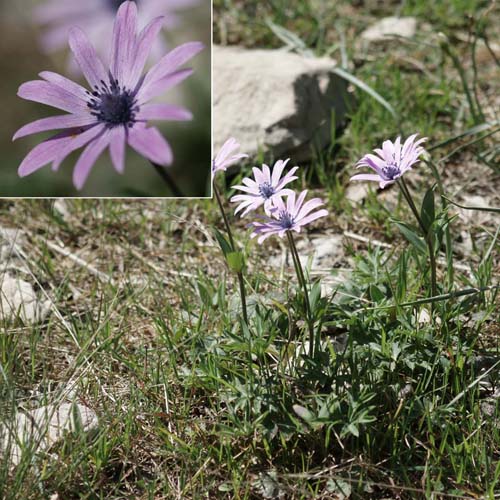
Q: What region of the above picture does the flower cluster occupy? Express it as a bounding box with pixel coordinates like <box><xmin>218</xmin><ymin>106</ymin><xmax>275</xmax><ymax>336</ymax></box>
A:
<box><xmin>350</xmin><ymin>134</ymin><xmax>427</xmax><ymax>189</ymax></box>
<box><xmin>212</xmin><ymin>138</ymin><xmax>328</xmax><ymax>242</ymax></box>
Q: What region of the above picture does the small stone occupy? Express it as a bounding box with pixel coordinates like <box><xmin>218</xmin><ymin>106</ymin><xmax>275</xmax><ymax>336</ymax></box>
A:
<box><xmin>457</xmin><ymin>195</ymin><xmax>492</xmax><ymax>225</ymax></box>
<box><xmin>0</xmin><ymin>273</ymin><xmax>50</xmax><ymax>323</ymax></box>
<box><xmin>417</xmin><ymin>308</ymin><xmax>431</xmax><ymax>325</ymax></box>
<box><xmin>295</xmin><ymin>235</ymin><xmax>344</xmax><ymax>271</ymax></box>
<box><xmin>1</xmin><ymin>402</ymin><xmax>98</xmax><ymax>468</ymax></box>
<box><xmin>345</xmin><ymin>182</ymin><xmax>370</xmax><ymax>203</ymax></box>
<box><xmin>53</xmin><ymin>199</ymin><xmax>71</xmax><ymax>221</ymax></box>
<box><xmin>361</xmin><ymin>17</ymin><xmax>417</xmax><ymax>42</ymax></box>
<box><xmin>213</xmin><ymin>46</ymin><xmax>349</xmax><ymax>162</ymax></box>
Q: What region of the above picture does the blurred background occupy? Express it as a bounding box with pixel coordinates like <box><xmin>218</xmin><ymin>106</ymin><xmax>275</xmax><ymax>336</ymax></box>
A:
<box><xmin>0</xmin><ymin>0</ymin><xmax>211</xmax><ymax>197</ymax></box>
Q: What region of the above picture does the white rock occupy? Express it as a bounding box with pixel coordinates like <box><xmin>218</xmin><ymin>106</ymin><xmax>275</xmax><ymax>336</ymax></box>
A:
<box><xmin>361</xmin><ymin>17</ymin><xmax>417</xmax><ymax>42</ymax></box>
<box><xmin>345</xmin><ymin>182</ymin><xmax>370</xmax><ymax>203</ymax></box>
<box><xmin>0</xmin><ymin>273</ymin><xmax>50</xmax><ymax>323</ymax></box>
<box><xmin>53</xmin><ymin>199</ymin><xmax>71</xmax><ymax>221</ymax></box>
<box><xmin>458</xmin><ymin>195</ymin><xmax>492</xmax><ymax>225</ymax></box>
<box><xmin>0</xmin><ymin>226</ymin><xmax>24</xmax><ymax>264</ymax></box>
<box><xmin>296</xmin><ymin>234</ymin><xmax>344</xmax><ymax>271</ymax></box>
<box><xmin>0</xmin><ymin>402</ymin><xmax>98</xmax><ymax>467</ymax></box>
<box><xmin>213</xmin><ymin>46</ymin><xmax>349</xmax><ymax>162</ymax></box>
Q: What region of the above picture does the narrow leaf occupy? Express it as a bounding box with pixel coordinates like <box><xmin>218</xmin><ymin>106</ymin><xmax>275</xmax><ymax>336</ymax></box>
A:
<box><xmin>226</xmin><ymin>251</ymin><xmax>245</xmax><ymax>273</ymax></box>
<box><xmin>420</xmin><ymin>188</ymin><xmax>435</xmax><ymax>234</ymax></box>
<box><xmin>332</xmin><ymin>67</ymin><xmax>398</xmax><ymax>119</ymax></box>
<box><xmin>213</xmin><ymin>228</ymin><xmax>232</xmax><ymax>257</ymax></box>
<box><xmin>392</xmin><ymin>221</ymin><xmax>427</xmax><ymax>254</ymax></box>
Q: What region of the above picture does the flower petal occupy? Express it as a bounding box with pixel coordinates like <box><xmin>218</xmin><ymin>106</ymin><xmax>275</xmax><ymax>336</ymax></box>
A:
<box><xmin>136</xmin><ymin>103</ymin><xmax>192</xmax><ymax>122</ymax></box>
<box><xmin>52</xmin><ymin>125</ymin><xmax>105</xmax><ymax>171</ymax></box>
<box><xmin>39</xmin><ymin>71</ymin><xmax>91</xmax><ymax>103</ymax></box>
<box><xmin>295</xmin><ymin>209</ymin><xmax>328</xmax><ymax>228</ymax></box>
<box><xmin>275</xmin><ymin>166</ymin><xmax>299</xmax><ymax>190</ymax></box>
<box><xmin>73</xmin><ymin>130</ymin><xmax>111</xmax><ymax>190</ymax></box>
<box><xmin>252</xmin><ymin>167</ymin><xmax>265</xmax><ymax>185</ymax></box>
<box><xmin>231</xmin><ymin>184</ymin><xmax>258</xmax><ymax>194</ymax></box>
<box><xmin>17</xmin><ymin>81</ymin><xmax>88</xmax><ymax>114</ymax></box>
<box><xmin>379</xmin><ymin>179</ymin><xmax>396</xmax><ymax>189</ymax></box>
<box><xmin>13</xmin><ymin>114</ymin><xmax>96</xmax><ymax>140</ymax></box>
<box><xmin>271</xmin><ymin>159</ymin><xmax>290</xmax><ymax>185</ymax></box>
<box><xmin>138</xmin><ymin>68</ymin><xmax>194</xmax><ymax>103</ymax></box>
<box><xmin>215</xmin><ymin>137</ymin><xmax>238</xmax><ymax>164</ymax></box>
<box><xmin>18</xmin><ymin>125</ymin><xmax>101</xmax><ymax>177</ymax></box>
<box><xmin>109</xmin><ymin>126</ymin><xmax>126</xmax><ymax>173</ymax></box>
<box><xmin>128</xmin><ymin>16</ymin><xmax>164</xmax><ymax>89</ymax></box>
<box><xmin>381</xmin><ymin>139</ymin><xmax>395</xmax><ymax>161</ymax></box>
<box><xmin>110</xmin><ymin>1</ymin><xmax>138</xmax><ymax>85</ymax></box>
<box><xmin>296</xmin><ymin>198</ymin><xmax>325</xmax><ymax>221</ymax></box>
<box><xmin>262</xmin><ymin>164</ymin><xmax>271</xmax><ymax>182</ymax></box>
<box><xmin>68</xmin><ymin>26</ymin><xmax>108</xmax><ymax>89</ymax></box>
<box><xmin>349</xmin><ymin>173</ymin><xmax>382</xmax><ymax>183</ymax></box>
<box><xmin>127</xmin><ymin>124</ymin><xmax>173</xmax><ymax>166</ymax></box>
<box><xmin>140</xmin><ymin>42</ymin><xmax>204</xmax><ymax>97</ymax></box>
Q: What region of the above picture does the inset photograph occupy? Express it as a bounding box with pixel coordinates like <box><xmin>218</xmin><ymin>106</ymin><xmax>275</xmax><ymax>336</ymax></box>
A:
<box><xmin>1</xmin><ymin>0</ymin><xmax>211</xmax><ymax>197</ymax></box>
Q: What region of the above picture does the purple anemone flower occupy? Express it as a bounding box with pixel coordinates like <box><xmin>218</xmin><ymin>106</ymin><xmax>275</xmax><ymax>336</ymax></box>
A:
<box><xmin>14</xmin><ymin>1</ymin><xmax>203</xmax><ymax>190</ymax></box>
<box><xmin>35</xmin><ymin>0</ymin><xmax>201</xmax><ymax>73</ymax></box>
<box><xmin>350</xmin><ymin>134</ymin><xmax>427</xmax><ymax>189</ymax></box>
<box><xmin>212</xmin><ymin>137</ymin><xmax>248</xmax><ymax>175</ymax></box>
<box><xmin>230</xmin><ymin>159</ymin><xmax>299</xmax><ymax>216</ymax></box>
<box><xmin>250</xmin><ymin>191</ymin><xmax>328</xmax><ymax>243</ymax></box>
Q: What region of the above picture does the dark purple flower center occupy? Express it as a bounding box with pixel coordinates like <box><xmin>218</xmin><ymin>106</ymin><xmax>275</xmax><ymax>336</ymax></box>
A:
<box><xmin>259</xmin><ymin>182</ymin><xmax>275</xmax><ymax>199</ymax></box>
<box><xmin>382</xmin><ymin>162</ymin><xmax>401</xmax><ymax>180</ymax></box>
<box><xmin>86</xmin><ymin>78</ymin><xmax>139</xmax><ymax>128</ymax></box>
<box><xmin>107</xmin><ymin>0</ymin><xmax>137</xmax><ymax>11</ymax></box>
<box><xmin>278</xmin><ymin>210</ymin><xmax>294</xmax><ymax>229</ymax></box>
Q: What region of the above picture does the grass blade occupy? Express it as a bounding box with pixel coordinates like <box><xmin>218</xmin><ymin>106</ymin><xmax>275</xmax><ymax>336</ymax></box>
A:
<box><xmin>331</xmin><ymin>67</ymin><xmax>398</xmax><ymax>120</ymax></box>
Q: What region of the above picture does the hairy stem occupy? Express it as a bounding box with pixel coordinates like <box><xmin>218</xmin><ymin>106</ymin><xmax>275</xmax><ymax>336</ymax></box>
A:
<box><xmin>151</xmin><ymin>162</ymin><xmax>183</xmax><ymax>197</ymax></box>
<box><xmin>214</xmin><ymin>184</ymin><xmax>248</xmax><ymax>325</ymax></box>
<box><xmin>287</xmin><ymin>231</ymin><xmax>315</xmax><ymax>357</ymax></box>
<box><xmin>398</xmin><ymin>177</ymin><xmax>438</xmax><ymax>300</ymax></box>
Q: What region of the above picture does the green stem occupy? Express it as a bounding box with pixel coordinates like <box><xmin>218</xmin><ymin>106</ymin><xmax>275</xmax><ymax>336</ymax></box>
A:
<box><xmin>214</xmin><ymin>184</ymin><xmax>248</xmax><ymax>325</ymax></box>
<box><xmin>398</xmin><ymin>177</ymin><xmax>438</xmax><ymax>300</ymax></box>
<box><xmin>425</xmin><ymin>159</ymin><xmax>454</xmax><ymax>291</ymax></box>
<box><xmin>287</xmin><ymin>231</ymin><xmax>315</xmax><ymax>357</ymax></box>
<box><xmin>151</xmin><ymin>162</ymin><xmax>183</xmax><ymax>197</ymax></box>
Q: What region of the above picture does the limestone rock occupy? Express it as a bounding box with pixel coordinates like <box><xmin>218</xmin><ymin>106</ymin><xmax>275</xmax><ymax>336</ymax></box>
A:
<box><xmin>213</xmin><ymin>45</ymin><xmax>349</xmax><ymax>162</ymax></box>
<box><xmin>361</xmin><ymin>16</ymin><xmax>417</xmax><ymax>42</ymax></box>
<box><xmin>296</xmin><ymin>234</ymin><xmax>344</xmax><ymax>271</ymax></box>
<box><xmin>345</xmin><ymin>182</ymin><xmax>370</xmax><ymax>203</ymax></box>
<box><xmin>1</xmin><ymin>402</ymin><xmax>98</xmax><ymax>467</ymax></box>
<box><xmin>0</xmin><ymin>273</ymin><xmax>50</xmax><ymax>323</ymax></box>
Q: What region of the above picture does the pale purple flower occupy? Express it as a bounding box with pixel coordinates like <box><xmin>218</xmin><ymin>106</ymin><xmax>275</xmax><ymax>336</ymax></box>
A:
<box><xmin>350</xmin><ymin>134</ymin><xmax>427</xmax><ymax>189</ymax></box>
<box><xmin>35</xmin><ymin>0</ymin><xmax>201</xmax><ymax>72</ymax></box>
<box><xmin>230</xmin><ymin>159</ymin><xmax>299</xmax><ymax>216</ymax></box>
<box><xmin>14</xmin><ymin>1</ymin><xmax>203</xmax><ymax>190</ymax></box>
<box><xmin>212</xmin><ymin>137</ymin><xmax>248</xmax><ymax>174</ymax></box>
<box><xmin>250</xmin><ymin>191</ymin><xmax>328</xmax><ymax>243</ymax></box>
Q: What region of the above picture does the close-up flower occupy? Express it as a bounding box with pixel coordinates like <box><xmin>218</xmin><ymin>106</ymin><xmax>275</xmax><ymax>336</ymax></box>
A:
<box><xmin>350</xmin><ymin>134</ymin><xmax>427</xmax><ymax>189</ymax></box>
<box><xmin>212</xmin><ymin>137</ymin><xmax>248</xmax><ymax>175</ymax></box>
<box><xmin>35</xmin><ymin>0</ymin><xmax>201</xmax><ymax>71</ymax></box>
<box><xmin>13</xmin><ymin>1</ymin><xmax>203</xmax><ymax>190</ymax></box>
<box><xmin>230</xmin><ymin>159</ymin><xmax>299</xmax><ymax>216</ymax></box>
<box><xmin>250</xmin><ymin>190</ymin><xmax>328</xmax><ymax>243</ymax></box>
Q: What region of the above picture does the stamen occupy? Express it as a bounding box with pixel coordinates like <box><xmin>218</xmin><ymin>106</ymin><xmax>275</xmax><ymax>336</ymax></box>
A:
<box><xmin>382</xmin><ymin>162</ymin><xmax>401</xmax><ymax>180</ymax></box>
<box><xmin>279</xmin><ymin>211</ymin><xmax>294</xmax><ymax>229</ymax></box>
<box><xmin>258</xmin><ymin>182</ymin><xmax>275</xmax><ymax>199</ymax></box>
<box><xmin>87</xmin><ymin>76</ymin><xmax>139</xmax><ymax>127</ymax></box>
